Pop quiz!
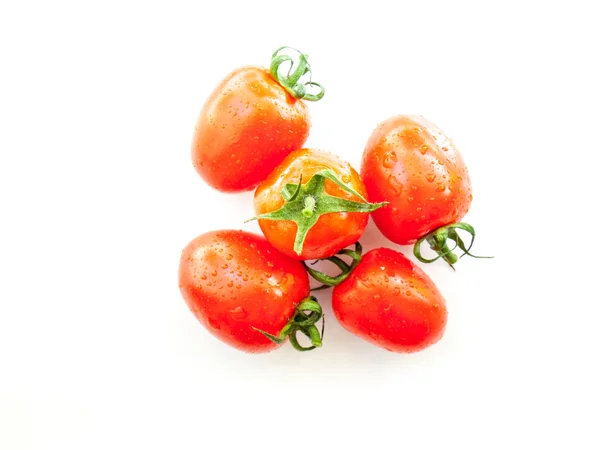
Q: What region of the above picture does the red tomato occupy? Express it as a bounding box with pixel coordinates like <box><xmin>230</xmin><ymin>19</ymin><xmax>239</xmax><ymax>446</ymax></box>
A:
<box><xmin>361</xmin><ymin>115</ymin><xmax>472</xmax><ymax>245</ymax></box>
<box><xmin>332</xmin><ymin>248</ymin><xmax>448</xmax><ymax>353</ymax></box>
<box><xmin>191</xmin><ymin>48</ymin><xmax>324</xmax><ymax>192</ymax></box>
<box><xmin>191</xmin><ymin>67</ymin><xmax>309</xmax><ymax>192</ymax></box>
<box><xmin>178</xmin><ymin>230</ymin><xmax>313</xmax><ymax>353</ymax></box>
<box><xmin>253</xmin><ymin>148</ymin><xmax>385</xmax><ymax>260</ymax></box>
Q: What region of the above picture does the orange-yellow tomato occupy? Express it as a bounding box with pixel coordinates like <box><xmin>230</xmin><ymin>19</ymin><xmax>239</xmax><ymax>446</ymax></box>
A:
<box><xmin>192</xmin><ymin>67</ymin><xmax>310</xmax><ymax>192</ymax></box>
<box><xmin>254</xmin><ymin>148</ymin><xmax>370</xmax><ymax>260</ymax></box>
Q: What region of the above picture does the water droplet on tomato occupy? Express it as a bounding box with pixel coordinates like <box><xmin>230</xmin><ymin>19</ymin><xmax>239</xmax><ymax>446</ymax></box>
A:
<box><xmin>374</xmin><ymin>294</ymin><xmax>381</xmax><ymax>301</ymax></box>
<box><xmin>426</xmin><ymin>173</ymin><xmax>436</xmax><ymax>183</ymax></box>
<box><xmin>386</xmin><ymin>174</ymin><xmax>403</xmax><ymax>194</ymax></box>
<box><xmin>226</xmin><ymin>254</ymin><xmax>233</xmax><ymax>260</ymax></box>
<box><xmin>341</xmin><ymin>174</ymin><xmax>351</xmax><ymax>183</ymax></box>
<box><xmin>382</xmin><ymin>151</ymin><xmax>397</xmax><ymax>168</ymax></box>
<box><xmin>221</xmin><ymin>263</ymin><xmax>229</xmax><ymax>269</ymax></box>
<box><xmin>357</xmin><ymin>277</ymin><xmax>373</xmax><ymax>289</ymax></box>
<box><xmin>442</xmin><ymin>146</ymin><xmax>448</xmax><ymax>151</ymax></box>
<box><xmin>229</xmin><ymin>306</ymin><xmax>248</xmax><ymax>320</ymax></box>
<box><xmin>436</xmin><ymin>184</ymin><xmax>446</xmax><ymax>192</ymax></box>
<box><xmin>267</xmin><ymin>261</ymin><xmax>274</xmax><ymax>268</ymax></box>
<box><xmin>211</xmin><ymin>270</ymin><xmax>217</xmax><ymax>276</ymax></box>
<box><xmin>393</xmin><ymin>287</ymin><xmax>401</xmax><ymax>296</ymax></box>
<box><xmin>200</xmin><ymin>274</ymin><xmax>207</xmax><ymax>280</ymax></box>
<box><xmin>208</xmin><ymin>317</ymin><xmax>221</xmax><ymax>330</ymax></box>
<box><xmin>420</xmin><ymin>144</ymin><xmax>429</xmax><ymax>154</ymax></box>
<box><xmin>227</xmin><ymin>281</ymin><xmax>234</xmax><ymax>288</ymax></box>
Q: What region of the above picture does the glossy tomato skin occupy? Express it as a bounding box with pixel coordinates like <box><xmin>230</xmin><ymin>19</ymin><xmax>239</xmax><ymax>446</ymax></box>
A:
<box><xmin>192</xmin><ymin>67</ymin><xmax>310</xmax><ymax>192</ymax></box>
<box><xmin>332</xmin><ymin>248</ymin><xmax>447</xmax><ymax>353</ymax></box>
<box><xmin>361</xmin><ymin>115</ymin><xmax>472</xmax><ymax>244</ymax></box>
<box><xmin>178</xmin><ymin>230</ymin><xmax>310</xmax><ymax>353</ymax></box>
<box><xmin>254</xmin><ymin>148</ymin><xmax>370</xmax><ymax>260</ymax></box>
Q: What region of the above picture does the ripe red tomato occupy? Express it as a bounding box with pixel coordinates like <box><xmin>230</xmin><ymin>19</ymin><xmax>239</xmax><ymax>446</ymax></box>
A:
<box><xmin>178</xmin><ymin>230</ymin><xmax>322</xmax><ymax>353</ymax></box>
<box><xmin>253</xmin><ymin>148</ymin><xmax>385</xmax><ymax>260</ymax></box>
<box><xmin>361</xmin><ymin>115</ymin><xmax>475</xmax><ymax>265</ymax></box>
<box><xmin>191</xmin><ymin>48</ymin><xmax>323</xmax><ymax>192</ymax></box>
<box><xmin>332</xmin><ymin>248</ymin><xmax>448</xmax><ymax>353</ymax></box>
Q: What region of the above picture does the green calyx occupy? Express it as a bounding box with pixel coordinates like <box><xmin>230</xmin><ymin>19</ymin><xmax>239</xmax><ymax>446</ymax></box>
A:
<box><xmin>247</xmin><ymin>170</ymin><xmax>387</xmax><ymax>256</ymax></box>
<box><xmin>413</xmin><ymin>222</ymin><xmax>493</xmax><ymax>270</ymax></box>
<box><xmin>304</xmin><ymin>242</ymin><xmax>363</xmax><ymax>291</ymax></box>
<box><xmin>253</xmin><ymin>296</ymin><xmax>324</xmax><ymax>352</ymax></box>
<box><xmin>270</xmin><ymin>46</ymin><xmax>324</xmax><ymax>101</ymax></box>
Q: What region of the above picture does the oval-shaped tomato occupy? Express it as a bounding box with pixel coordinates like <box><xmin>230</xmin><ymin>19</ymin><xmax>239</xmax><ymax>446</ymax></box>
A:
<box><xmin>361</xmin><ymin>115</ymin><xmax>472</xmax><ymax>245</ymax></box>
<box><xmin>332</xmin><ymin>248</ymin><xmax>448</xmax><ymax>353</ymax></box>
<box><xmin>191</xmin><ymin>66</ymin><xmax>310</xmax><ymax>192</ymax></box>
<box><xmin>178</xmin><ymin>230</ymin><xmax>310</xmax><ymax>353</ymax></box>
<box><xmin>254</xmin><ymin>148</ymin><xmax>382</xmax><ymax>261</ymax></box>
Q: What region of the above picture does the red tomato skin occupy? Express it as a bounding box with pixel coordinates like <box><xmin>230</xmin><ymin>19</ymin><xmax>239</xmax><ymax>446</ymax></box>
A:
<box><xmin>332</xmin><ymin>248</ymin><xmax>448</xmax><ymax>353</ymax></box>
<box><xmin>254</xmin><ymin>148</ymin><xmax>369</xmax><ymax>260</ymax></box>
<box><xmin>361</xmin><ymin>115</ymin><xmax>472</xmax><ymax>244</ymax></box>
<box><xmin>178</xmin><ymin>230</ymin><xmax>310</xmax><ymax>353</ymax></box>
<box><xmin>192</xmin><ymin>67</ymin><xmax>310</xmax><ymax>192</ymax></box>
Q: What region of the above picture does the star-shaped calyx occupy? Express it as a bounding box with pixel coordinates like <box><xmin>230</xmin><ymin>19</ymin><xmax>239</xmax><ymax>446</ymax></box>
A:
<box><xmin>247</xmin><ymin>170</ymin><xmax>387</xmax><ymax>255</ymax></box>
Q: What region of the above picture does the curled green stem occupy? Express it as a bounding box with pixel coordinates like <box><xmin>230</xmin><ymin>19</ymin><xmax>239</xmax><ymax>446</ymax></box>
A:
<box><xmin>269</xmin><ymin>46</ymin><xmax>324</xmax><ymax>101</ymax></box>
<box><xmin>253</xmin><ymin>296</ymin><xmax>324</xmax><ymax>351</ymax></box>
<box><xmin>413</xmin><ymin>222</ymin><xmax>493</xmax><ymax>269</ymax></box>
<box><xmin>303</xmin><ymin>242</ymin><xmax>363</xmax><ymax>290</ymax></box>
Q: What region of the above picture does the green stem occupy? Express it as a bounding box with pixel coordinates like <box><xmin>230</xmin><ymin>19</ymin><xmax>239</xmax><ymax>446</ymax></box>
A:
<box><xmin>269</xmin><ymin>47</ymin><xmax>325</xmax><ymax>101</ymax></box>
<box><xmin>426</xmin><ymin>235</ymin><xmax>458</xmax><ymax>270</ymax></box>
<box><xmin>414</xmin><ymin>222</ymin><xmax>493</xmax><ymax>269</ymax></box>
<box><xmin>302</xmin><ymin>197</ymin><xmax>316</xmax><ymax>218</ymax></box>
<box><xmin>303</xmin><ymin>242</ymin><xmax>363</xmax><ymax>289</ymax></box>
<box><xmin>252</xmin><ymin>296</ymin><xmax>324</xmax><ymax>352</ymax></box>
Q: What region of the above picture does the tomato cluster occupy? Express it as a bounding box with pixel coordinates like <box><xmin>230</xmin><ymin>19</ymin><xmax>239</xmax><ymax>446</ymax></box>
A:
<box><xmin>179</xmin><ymin>47</ymin><xmax>488</xmax><ymax>354</ymax></box>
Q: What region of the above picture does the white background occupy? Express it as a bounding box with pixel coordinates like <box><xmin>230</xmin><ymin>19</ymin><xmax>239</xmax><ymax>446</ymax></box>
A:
<box><xmin>1</xmin><ymin>1</ymin><xmax>599</xmax><ymax>448</ymax></box>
